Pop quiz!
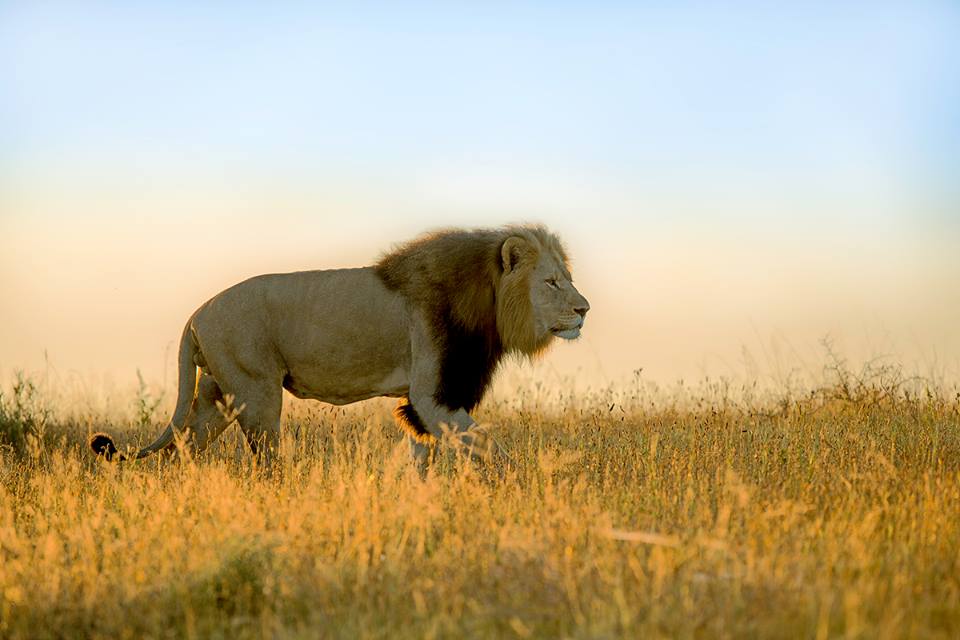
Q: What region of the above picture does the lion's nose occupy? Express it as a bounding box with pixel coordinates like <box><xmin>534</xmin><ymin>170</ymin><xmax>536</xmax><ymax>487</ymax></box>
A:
<box><xmin>575</xmin><ymin>299</ymin><xmax>590</xmax><ymax>318</ymax></box>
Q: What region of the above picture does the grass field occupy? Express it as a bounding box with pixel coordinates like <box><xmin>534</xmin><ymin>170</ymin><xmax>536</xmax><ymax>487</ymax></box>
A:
<box><xmin>1</xmin><ymin>361</ymin><xmax>958</xmax><ymax>639</ymax></box>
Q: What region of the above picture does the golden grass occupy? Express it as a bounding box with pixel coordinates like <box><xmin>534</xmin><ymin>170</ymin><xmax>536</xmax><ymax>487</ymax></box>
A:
<box><xmin>1</xmin><ymin>369</ymin><xmax>959</xmax><ymax>639</ymax></box>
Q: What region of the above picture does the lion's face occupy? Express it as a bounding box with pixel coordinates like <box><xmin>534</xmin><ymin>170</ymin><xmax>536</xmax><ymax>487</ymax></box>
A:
<box><xmin>527</xmin><ymin>251</ymin><xmax>590</xmax><ymax>341</ymax></box>
<box><xmin>496</xmin><ymin>230</ymin><xmax>590</xmax><ymax>355</ymax></box>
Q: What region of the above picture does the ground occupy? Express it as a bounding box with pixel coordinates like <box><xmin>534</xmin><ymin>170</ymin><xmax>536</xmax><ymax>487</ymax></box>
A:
<box><xmin>1</xmin><ymin>366</ymin><xmax>958</xmax><ymax>639</ymax></box>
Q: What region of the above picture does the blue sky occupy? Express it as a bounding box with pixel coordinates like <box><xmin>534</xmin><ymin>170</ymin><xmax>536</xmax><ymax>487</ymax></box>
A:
<box><xmin>2</xmin><ymin>1</ymin><xmax>958</xmax><ymax>206</ymax></box>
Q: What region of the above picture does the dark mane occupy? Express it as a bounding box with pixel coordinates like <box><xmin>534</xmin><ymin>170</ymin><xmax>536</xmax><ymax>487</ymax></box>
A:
<box><xmin>374</xmin><ymin>228</ymin><xmax>506</xmax><ymax>412</ymax></box>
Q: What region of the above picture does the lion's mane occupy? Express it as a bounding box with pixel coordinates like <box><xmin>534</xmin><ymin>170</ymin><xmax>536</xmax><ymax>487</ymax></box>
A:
<box><xmin>374</xmin><ymin>225</ymin><xmax>568</xmax><ymax>423</ymax></box>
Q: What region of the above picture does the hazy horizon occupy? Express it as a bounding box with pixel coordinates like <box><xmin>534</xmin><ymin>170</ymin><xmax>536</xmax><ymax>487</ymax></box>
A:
<box><xmin>2</xmin><ymin>1</ymin><xmax>958</xmax><ymax>391</ymax></box>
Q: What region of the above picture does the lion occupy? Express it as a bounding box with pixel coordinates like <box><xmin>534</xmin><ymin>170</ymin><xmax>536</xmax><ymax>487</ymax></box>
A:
<box><xmin>90</xmin><ymin>224</ymin><xmax>590</xmax><ymax>468</ymax></box>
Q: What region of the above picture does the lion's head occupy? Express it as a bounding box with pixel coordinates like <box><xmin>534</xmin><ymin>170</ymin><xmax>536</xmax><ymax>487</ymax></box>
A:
<box><xmin>495</xmin><ymin>226</ymin><xmax>590</xmax><ymax>355</ymax></box>
<box><xmin>375</xmin><ymin>224</ymin><xmax>589</xmax><ymax>357</ymax></box>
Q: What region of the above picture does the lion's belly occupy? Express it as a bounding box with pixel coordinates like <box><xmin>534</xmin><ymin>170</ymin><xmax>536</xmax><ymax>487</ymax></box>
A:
<box><xmin>283</xmin><ymin>365</ymin><xmax>409</xmax><ymax>405</ymax></box>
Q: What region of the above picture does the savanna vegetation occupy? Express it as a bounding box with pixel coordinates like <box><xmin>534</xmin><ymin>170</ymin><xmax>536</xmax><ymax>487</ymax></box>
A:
<box><xmin>1</xmin><ymin>356</ymin><xmax>958</xmax><ymax>639</ymax></box>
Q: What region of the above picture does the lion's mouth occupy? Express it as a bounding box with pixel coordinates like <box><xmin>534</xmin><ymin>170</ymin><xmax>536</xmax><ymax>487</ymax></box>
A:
<box><xmin>551</xmin><ymin>322</ymin><xmax>583</xmax><ymax>340</ymax></box>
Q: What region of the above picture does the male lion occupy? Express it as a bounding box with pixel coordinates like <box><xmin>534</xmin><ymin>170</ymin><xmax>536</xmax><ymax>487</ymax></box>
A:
<box><xmin>90</xmin><ymin>224</ymin><xmax>590</xmax><ymax>467</ymax></box>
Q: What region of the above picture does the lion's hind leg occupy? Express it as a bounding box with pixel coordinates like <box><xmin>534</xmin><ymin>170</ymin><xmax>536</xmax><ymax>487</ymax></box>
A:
<box><xmin>221</xmin><ymin>376</ymin><xmax>282</xmax><ymax>467</ymax></box>
<box><xmin>177</xmin><ymin>373</ymin><xmax>234</xmax><ymax>455</ymax></box>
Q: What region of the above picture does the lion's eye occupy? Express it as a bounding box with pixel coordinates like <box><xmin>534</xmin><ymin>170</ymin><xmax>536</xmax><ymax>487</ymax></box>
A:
<box><xmin>546</xmin><ymin>278</ymin><xmax>559</xmax><ymax>289</ymax></box>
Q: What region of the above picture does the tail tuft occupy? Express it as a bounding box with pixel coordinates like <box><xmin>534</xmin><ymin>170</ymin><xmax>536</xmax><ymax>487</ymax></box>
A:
<box><xmin>90</xmin><ymin>432</ymin><xmax>119</xmax><ymax>461</ymax></box>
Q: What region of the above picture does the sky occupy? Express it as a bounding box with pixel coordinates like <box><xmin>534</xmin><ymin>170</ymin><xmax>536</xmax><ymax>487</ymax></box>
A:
<box><xmin>1</xmin><ymin>1</ymin><xmax>958</xmax><ymax>394</ymax></box>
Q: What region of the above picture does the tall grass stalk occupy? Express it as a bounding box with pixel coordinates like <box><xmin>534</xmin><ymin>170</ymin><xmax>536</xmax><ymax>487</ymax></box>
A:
<box><xmin>0</xmin><ymin>366</ymin><xmax>958</xmax><ymax>638</ymax></box>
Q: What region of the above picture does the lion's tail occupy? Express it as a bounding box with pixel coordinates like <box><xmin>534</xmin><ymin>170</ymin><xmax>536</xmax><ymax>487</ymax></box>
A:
<box><xmin>90</xmin><ymin>318</ymin><xmax>201</xmax><ymax>462</ymax></box>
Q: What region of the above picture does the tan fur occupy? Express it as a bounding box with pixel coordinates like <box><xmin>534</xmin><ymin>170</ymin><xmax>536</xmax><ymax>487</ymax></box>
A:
<box><xmin>91</xmin><ymin>225</ymin><xmax>589</xmax><ymax>464</ymax></box>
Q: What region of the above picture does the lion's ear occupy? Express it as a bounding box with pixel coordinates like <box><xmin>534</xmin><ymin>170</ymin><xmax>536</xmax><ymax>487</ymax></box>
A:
<box><xmin>501</xmin><ymin>236</ymin><xmax>535</xmax><ymax>274</ymax></box>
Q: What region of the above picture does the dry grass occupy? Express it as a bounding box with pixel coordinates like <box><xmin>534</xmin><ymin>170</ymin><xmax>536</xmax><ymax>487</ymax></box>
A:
<box><xmin>1</xmin><ymin>364</ymin><xmax>959</xmax><ymax>639</ymax></box>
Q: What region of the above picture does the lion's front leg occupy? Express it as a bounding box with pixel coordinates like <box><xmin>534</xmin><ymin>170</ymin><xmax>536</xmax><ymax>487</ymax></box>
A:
<box><xmin>400</xmin><ymin>312</ymin><xmax>511</xmax><ymax>472</ymax></box>
<box><xmin>441</xmin><ymin>411</ymin><xmax>513</xmax><ymax>469</ymax></box>
<box><xmin>407</xmin><ymin>435</ymin><xmax>432</xmax><ymax>478</ymax></box>
<box><xmin>395</xmin><ymin>396</ymin><xmax>473</xmax><ymax>470</ymax></box>
<box><xmin>401</xmin><ymin>396</ymin><xmax>509</xmax><ymax>469</ymax></box>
